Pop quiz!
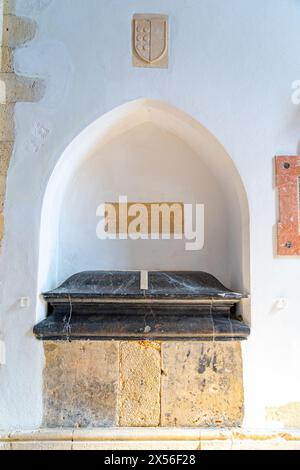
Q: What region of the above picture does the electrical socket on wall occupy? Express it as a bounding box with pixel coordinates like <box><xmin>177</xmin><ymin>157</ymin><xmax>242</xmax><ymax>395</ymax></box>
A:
<box><xmin>20</xmin><ymin>297</ymin><xmax>30</xmax><ymax>308</ymax></box>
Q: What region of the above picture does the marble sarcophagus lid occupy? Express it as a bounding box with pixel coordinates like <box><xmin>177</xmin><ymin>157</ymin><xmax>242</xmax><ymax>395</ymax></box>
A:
<box><xmin>34</xmin><ymin>271</ymin><xmax>250</xmax><ymax>341</ymax></box>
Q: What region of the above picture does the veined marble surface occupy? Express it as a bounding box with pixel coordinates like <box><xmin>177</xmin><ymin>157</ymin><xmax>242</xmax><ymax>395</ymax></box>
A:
<box><xmin>43</xmin><ymin>271</ymin><xmax>244</xmax><ymax>301</ymax></box>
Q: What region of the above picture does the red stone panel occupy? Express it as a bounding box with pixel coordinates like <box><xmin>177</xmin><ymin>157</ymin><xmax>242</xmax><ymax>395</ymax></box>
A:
<box><xmin>276</xmin><ymin>156</ymin><xmax>300</xmax><ymax>255</ymax></box>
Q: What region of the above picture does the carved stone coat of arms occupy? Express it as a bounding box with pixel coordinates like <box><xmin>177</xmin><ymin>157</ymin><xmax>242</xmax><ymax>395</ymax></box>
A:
<box><xmin>132</xmin><ymin>14</ymin><xmax>168</xmax><ymax>68</ymax></box>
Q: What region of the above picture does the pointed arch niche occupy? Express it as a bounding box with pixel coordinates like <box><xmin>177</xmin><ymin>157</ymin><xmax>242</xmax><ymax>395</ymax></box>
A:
<box><xmin>37</xmin><ymin>99</ymin><xmax>250</xmax><ymax>321</ymax></box>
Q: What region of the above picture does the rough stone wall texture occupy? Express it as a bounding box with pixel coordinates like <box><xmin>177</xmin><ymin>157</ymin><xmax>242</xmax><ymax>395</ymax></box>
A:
<box><xmin>161</xmin><ymin>342</ymin><xmax>244</xmax><ymax>427</ymax></box>
<box><xmin>119</xmin><ymin>342</ymin><xmax>161</xmax><ymax>427</ymax></box>
<box><xmin>43</xmin><ymin>341</ymin><xmax>119</xmax><ymax>428</ymax></box>
<box><xmin>0</xmin><ymin>0</ymin><xmax>43</xmax><ymax>244</ymax></box>
<box><xmin>43</xmin><ymin>341</ymin><xmax>244</xmax><ymax>428</ymax></box>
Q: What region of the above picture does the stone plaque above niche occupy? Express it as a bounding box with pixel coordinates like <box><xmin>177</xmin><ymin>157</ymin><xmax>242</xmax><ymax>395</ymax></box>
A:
<box><xmin>132</xmin><ymin>14</ymin><xmax>168</xmax><ymax>68</ymax></box>
<box><xmin>104</xmin><ymin>202</ymin><xmax>184</xmax><ymax>235</ymax></box>
<box><xmin>276</xmin><ymin>156</ymin><xmax>300</xmax><ymax>255</ymax></box>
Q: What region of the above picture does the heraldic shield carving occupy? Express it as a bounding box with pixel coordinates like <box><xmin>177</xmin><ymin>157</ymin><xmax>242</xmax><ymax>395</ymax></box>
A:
<box><xmin>132</xmin><ymin>14</ymin><xmax>168</xmax><ymax>68</ymax></box>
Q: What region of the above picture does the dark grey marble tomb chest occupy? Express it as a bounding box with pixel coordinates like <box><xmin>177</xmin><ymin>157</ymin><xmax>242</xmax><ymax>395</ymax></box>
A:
<box><xmin>34</xmin><ymin>271</ymin><xmax>250</xmax><ymax>341</ymax></box>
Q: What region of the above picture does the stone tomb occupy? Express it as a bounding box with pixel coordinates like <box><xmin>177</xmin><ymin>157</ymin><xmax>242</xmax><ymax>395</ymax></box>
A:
<box><xmin>35</xmin><ymin>271</ymin><xmax>249</xmax><ymax>427</ymax></box>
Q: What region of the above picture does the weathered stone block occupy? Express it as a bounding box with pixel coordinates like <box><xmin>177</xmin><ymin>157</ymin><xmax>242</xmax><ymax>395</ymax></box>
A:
<box><xmin>0</xmin><ymin>174</ymin><xmax>7</xmax><ymax>209</ymax></box>
<box><xmin>0</xmin><ymin>141</ymin><xmax>12</xmax><ymax>175</ymax></box>
<box><xmin>1</xmin><ymin>14</ymin><xmax>36</xmax><ymax>48</ymax></box>
<box><xmin>0</xmin><ymin>211</ymin><xmax>4</xmax><ymax>240</ymax></box>
<box><xmin>0</xmin><ymin>73</ymin><xmax>44</xmax><ymax>103</ymax></box>
<box><xmin>0</xmin><ymin>46</ymin><xmax>13</xmax><ymax>72</ymax></box>
<box><xmin>0</xmin><ymin>103</ymin><xmax>14</xmax><ymax>141</ymax></box>
<box><xmin>161</xmin><ymin>342</ymin><xmax>244</xmax><ymax>427</ymax></box>
<box><xmin>43</xmin><ymin>341</ymin><xmax>119</xmax><ymax>428</ymax></box>
<box><xmin>119</xmin><ymin>341</ymin><xmax>161</xmax><ymax>427</ymax></box>
<box><xmin>1</xmin><ymin>1</ymin><xmax>15</xmax><ymax>16</ymax></box>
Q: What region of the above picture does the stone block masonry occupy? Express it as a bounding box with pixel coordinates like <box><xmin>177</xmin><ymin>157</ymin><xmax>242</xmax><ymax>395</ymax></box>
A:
<box><xmin>161</xmin><ymin>343</ymin><xmax>244</xmax><ymax>427</ymax></box>
<box><xmin>119</xmin><ymin>342</ymin><xmax>161</xmax><ymax>427</ymax></box>
<box><xmin>43</xmin><ymin>342</ymin><xmax>119</xmax><ymax>428</ymax></box>
<box><xmin>42</xmin><ymin>341</ymin><xmax>244</xmax><ymax>428</ymax></box>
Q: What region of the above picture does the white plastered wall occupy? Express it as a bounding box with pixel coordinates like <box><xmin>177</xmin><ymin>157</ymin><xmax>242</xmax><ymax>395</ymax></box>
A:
<box><xmin>1</xmin><ymin>0</ymin><xmax>300</xmax><ymax>429</ymax></box>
